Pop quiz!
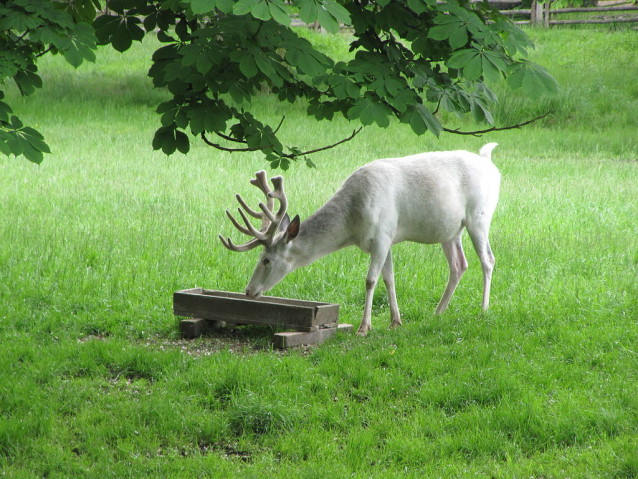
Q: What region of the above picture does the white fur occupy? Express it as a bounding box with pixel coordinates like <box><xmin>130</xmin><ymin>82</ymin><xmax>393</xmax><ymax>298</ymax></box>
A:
<box><xmin>244</xmin><ymin>143</ymin><xmax>501</xmax><ymax>336</ymax></box>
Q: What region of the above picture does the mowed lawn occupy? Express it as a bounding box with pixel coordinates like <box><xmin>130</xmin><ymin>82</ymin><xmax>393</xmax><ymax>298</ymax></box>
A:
<box><xmin>1</xmin><ymin>26</ymin><xmax>638</xmax><ymax>478</ymax></box>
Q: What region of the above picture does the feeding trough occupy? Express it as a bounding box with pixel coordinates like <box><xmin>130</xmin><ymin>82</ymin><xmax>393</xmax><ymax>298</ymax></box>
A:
<box><xmin>173</xmin><ymin>288</ymin><xmax>352</xmax><ymax>348</ymax></box>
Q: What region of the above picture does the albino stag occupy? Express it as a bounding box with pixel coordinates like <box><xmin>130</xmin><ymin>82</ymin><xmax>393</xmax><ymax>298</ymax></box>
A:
<box><xmin>219</xmin><ymin>143</ymin><xmax>501</xmax><ymax>336</ymax></box>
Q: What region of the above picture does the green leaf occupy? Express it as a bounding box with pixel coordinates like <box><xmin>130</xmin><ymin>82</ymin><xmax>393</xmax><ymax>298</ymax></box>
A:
<box><xmin>175</xmin><ymin>130</ymin><xmax>190</xmax><ymax>154</ymax></box>
<box><xmin>507</xmin><ymin>61</ymin><xmax>559</xmax><ymax>100</ymax></box>
<box><xmin>463</xmin><ymin>54</ymin><xmax>482</xmax><ymax>81</ymax></box>
<box><xmin>20</xmin><ymin>140</ymin><xmax>44</xmax><ymax>164</ymax></box>
<box><xmin>181</xmin><ymin>44</ymin><xmax>202</xmax><ymax>67</ymax></box>
<box><xmin>428</xmin><ymin>24</ymin><xmax>452</xmax><ymax>41</ymax></box>
<box><xmin>471</xmin><ymin>100</ymin><xmax>493</xmax><ymax>125</ymax></box>
<box><xmin>233</xmin><ymin>0</ymin><xmax>260</xmax><ymax>15</ymax></box>
<box><xmin>196</xmin><ymin>51</ymin><xmax>214</xmax><ymax>74</ymax></box>
<box><xmin>483</xmin><ymin>51</ymin><xmax>508</xmax><ymax>78</ymax></box>
<box><xmin>0</xmin><ymin>137</ymin><xmax>11</xmax><ymax>157</ymax></box>
<box><xmin>403</xmin><ymin>104</ymin><xmax>441</xmax><ymax>137</ymax></box>
<box><xmin>254</xmin><ymin>55</ymin><xmax>282</xmax><ymax>87</ymax></box>
<box><xmin>321</xmin><ymin>0</ymin><xmax>350</xmax><ymax>25</ymax></box>
<box><xmin>204</xmin><ymin>109</ymin><xmax>227</xmax><ymax>132</ymax></box>
<box><xmin>448</xmin><ymin>25</ymin><xmax>469</xmax><ymax>50</ymax></box>
<box><xmin>522</xmin><ymin>63</ymin><xmax>559</xmax><ymax>100</ymax></box>
<box><xmin>347</xmin><ymin>98</ymin><xmax>391</xmax><ymax>128</ymax></box>
<box><xmin>10</xmin><ymin>116</ymin><xmax>23</xmax><ymax>129</ymax></box>
<box><xmin>112</xmin><ymin>22</ymin><xmax>132</xmax><ymax>52</ymax></box>
<box><xmin>0</xmin><ymin>101</ymin><xmax>13</xmax><ymax>123</ymax></box>
<box><xmin>407</xmin><ymin>0</ymin><xmax>428</xmax><ymax>14</ymax></box>
<box><xmin>298</xmin><ymin>0</ymin><xmax>318</xmax><ymax>23</ymax></box>
<box><xmin>304</xmin><ymin>156</ymin><xmax>317</xmax><ymax>169</ymax></box>
<box><xmin>216</xmin><ymin>0</ymin><xmax>234</xmax><ymax>13</ymax></box>
<box><xmin>153</xmin><ymin>125</ymin><xmax>174</xmax><ymax>154</ymax></box>
<box><xmin>21</xmin><ymin>127</ymin><xmax>51</xmax><ymax>154</ymax></box>
<box><xmin>189</xmin><ymin>0</ymin><xmax>216</xmax><ymax>14</ymax></box>
<box><xmin>62</xmin><ymin>45</ymin><xmax>84</xmax><ymax>68</ymax></box>
<box><xmin>447</xmin><ymin>49</ymin><xmax>478</xmax><ymax>69</ymax></box>
<box><xmin>251</xmin><ymin>0</ymin><xmax>271</xmax><ymax>20</ymax></box>
<box><xmin>239</xmin><ymin>53</ymin><xmax>258</xmax><ymax>79</ymax></box>
<box><xmin>187</xmin><ymin>108</ymin><xmax>205</xmax><ymax>134</ymax></box>
<box><xmin>316</xmin><ymin>5</ymin><xmax>340</xmax><ymax>33</ymax></box>
<box><xmin>268</xmin><ymin>0</ymin><xmax>291</xmax><ymax>25</ymax></box>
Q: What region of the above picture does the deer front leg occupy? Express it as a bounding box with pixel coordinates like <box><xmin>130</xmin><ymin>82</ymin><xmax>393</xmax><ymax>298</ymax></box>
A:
<box><xmin>382</xmin><ymin>249</ymin><xmax>402</xmax><ymax>329</ymax></box>
<box><xmin>357</xmin><ymin>242</ymin><xmax>392</xmax><ymax>337</ymax></box>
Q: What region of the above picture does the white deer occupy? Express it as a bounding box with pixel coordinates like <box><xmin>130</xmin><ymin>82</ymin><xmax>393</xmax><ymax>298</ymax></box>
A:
<box><xmin>219</xmin><ymin>143</ymin><xmax>501</xmax><ymax>336</ymax></box>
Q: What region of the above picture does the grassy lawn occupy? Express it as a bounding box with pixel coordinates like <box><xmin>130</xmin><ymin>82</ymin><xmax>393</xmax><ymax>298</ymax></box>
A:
<box><xmin>1</xmin><ymin>24</ymin><xmax>638</xmax><ymax>478</ymax></box>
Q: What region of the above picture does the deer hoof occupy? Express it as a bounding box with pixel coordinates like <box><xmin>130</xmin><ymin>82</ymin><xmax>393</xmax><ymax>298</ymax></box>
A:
<box><xmin>356</xmin><ymin>325</ymin><xmax>371</xmax><ymax>337</ymax></box>
<box><xmin>389</xmin><ymin>320</ymin><xmax>402</xmax><ymax>330</ymax></box>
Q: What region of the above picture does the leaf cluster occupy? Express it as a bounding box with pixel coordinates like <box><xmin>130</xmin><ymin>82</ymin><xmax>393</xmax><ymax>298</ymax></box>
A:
<box><xmin>0</xmin><ymin>0</ymin><xmax>98</xmax><ymax>163</ymax></box>
<box><xmin>93</xmin><ymin>0</ymin><xmax>556</xmax><ymax>168</ymax></box>
<box><xmin>1</xmin><ymin>0</ymin><xmax>558</xmax><ymax>166</ymax></box>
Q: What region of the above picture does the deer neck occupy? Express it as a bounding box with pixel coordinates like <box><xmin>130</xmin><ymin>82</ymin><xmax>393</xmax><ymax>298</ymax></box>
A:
<box><xmin>290</xmin><ymin>200</ymin><xmax>354</xmax><ymax>268</ymax></box>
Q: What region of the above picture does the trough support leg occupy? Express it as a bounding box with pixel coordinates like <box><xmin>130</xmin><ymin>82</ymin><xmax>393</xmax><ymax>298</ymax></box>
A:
<box><xmin>179</xmin><ymin>318</ymin><xmax>207</xmax><ymax>338</ymax></box>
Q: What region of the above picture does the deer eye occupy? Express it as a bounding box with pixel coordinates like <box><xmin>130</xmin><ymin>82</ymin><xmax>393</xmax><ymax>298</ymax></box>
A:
<box><xmin>262</xmin><ymin>258</ymin><xmax>270</xmax><ymax>266</ymax></box>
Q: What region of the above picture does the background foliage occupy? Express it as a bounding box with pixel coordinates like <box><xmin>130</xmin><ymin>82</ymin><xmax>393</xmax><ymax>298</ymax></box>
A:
<box><xmin>0</xmin><ymin>0</ymin><xmax>557</xmax><ymax>168</ymax></box>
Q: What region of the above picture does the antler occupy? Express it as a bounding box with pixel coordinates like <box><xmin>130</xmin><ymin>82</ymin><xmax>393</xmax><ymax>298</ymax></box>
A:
<box><xmin>219</xmin><ymin>171</ymin><xmax>289</xmax><ymax>252</ymax></box>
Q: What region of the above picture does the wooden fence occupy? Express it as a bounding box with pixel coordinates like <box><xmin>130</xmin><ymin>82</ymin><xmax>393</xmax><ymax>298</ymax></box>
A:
<box><xmin>496</xmin><ymin>0</ymin><xmax>638</xmax><ymax>26</ymax></box>
<box><xmin>294</xmin><ymin>0</ymin><xmax>638</xmax><ymax>29</ymax></box>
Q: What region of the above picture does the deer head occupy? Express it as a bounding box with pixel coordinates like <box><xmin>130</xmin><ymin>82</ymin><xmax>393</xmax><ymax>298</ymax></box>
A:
<box><xmin>219</xmin><ymin>171</ymin><xmax>300</xmax><ymax>298</ymax></box>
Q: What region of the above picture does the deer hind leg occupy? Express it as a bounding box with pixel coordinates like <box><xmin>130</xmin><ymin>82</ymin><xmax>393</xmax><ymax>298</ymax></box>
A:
<box><xmin>357</xmin><ymin>240</ymin><xmax>392</xmax><ymax>337</ymax></box>
<box><xmin>435</xmin><ymin>234</ymin><xmax>468</xmax><ymax>315</ymax></box>
<box><xmin>467</xmin><ymin>227</ymin><xmax>496</xmax><ymax>311</ymax></box>
<box><xmin>382</xmin><ymin>249</ymin><xmax>402</xmax><ymax>329</ymax></box>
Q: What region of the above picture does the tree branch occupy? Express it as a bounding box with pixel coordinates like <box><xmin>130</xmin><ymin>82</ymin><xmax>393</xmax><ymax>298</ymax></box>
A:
<box><xmin>281</xmin><ymin>127</ymin><xmax>363</xmax><ymax>158</ymax></box>
<box><xmin>214</xmin><ymin>116</ymin><xmax>286</xmax><ymax>144</ymax></box>
<box><xmin>201</xmin><ymin>126</ymin><xmax>363</xmax><ymax>160</ymax></box>
<box><xmin>214</xmin><ymin>131</ymin><xmax>245</xmax><ymax>144</ymax></box>
<box><xmin>442</xmin><ymin>112</ymin><xmax>551</xmax><ymax>136</ymax></box>
<box><xmin>272</xmin><ymin>116</ymin><xmax>285</xmax><ymax>135</ymax></box>
<box><xmin>201</xmin><ymin>132</ymin><xmax>254</xmax><ymax>152</ymax></box>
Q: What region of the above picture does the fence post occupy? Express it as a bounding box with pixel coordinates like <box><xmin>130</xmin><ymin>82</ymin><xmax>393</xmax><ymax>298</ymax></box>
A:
<box><xmin>530</xmin><ymin>0</ymin><xmax>546</xmax><ymax>26</ymax></box>
<box><xmin>544</xmin><ymin>0</ymin><xmax>551</xmax><ymax>27</ymax></box>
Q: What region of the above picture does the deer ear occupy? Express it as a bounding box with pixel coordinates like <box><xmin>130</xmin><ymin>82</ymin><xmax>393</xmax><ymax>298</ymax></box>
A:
<box><xmin>285</xmin><ymin>215</ymin><xmax>300</xmax><ymax>243</ymax></box>
<box><xmin>278</xmin><ymin>213</ymin><xmax>291</xmax><ymax>232</ymax></box>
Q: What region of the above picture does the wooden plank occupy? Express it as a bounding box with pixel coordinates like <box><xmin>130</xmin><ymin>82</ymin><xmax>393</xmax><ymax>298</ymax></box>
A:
<box><xmin>174</xmin><ymin>291</ymin><xmax>313</xmax><ymax>327</ymax></box>
<box><xmin>551</xmin><ymin>16</ymin><xmax>638</xmax><ymax>23</ymax></box>
<box><xmin>173</xmin><ymin>289</ymin><xmax>339</xmax><ymax>329</ymax></box>
<box><xmin>313</xmin><ymin>303</ymin><xmax>340</xmax><ymax>326</ymax></box>
<box><xmin>273</xmin><ymin>324</ymin><xmax>353</xmax><ymax>349</ymax></box>
<box><xmin>551</xmin><ymin>5</ymin><xmax>638</xmax><ymax>13</ymax></box>
<box><xmin>197</xmin><ymin>289</ymin><xmax>332</xmax><ymax>309</ymax></box>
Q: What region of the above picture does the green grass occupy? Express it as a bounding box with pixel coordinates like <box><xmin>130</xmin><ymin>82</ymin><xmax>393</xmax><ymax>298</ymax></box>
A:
<box><xmin>1</xmin><ymin>26</ymin><xmax>638</xmax><ymax>478</ymax></box>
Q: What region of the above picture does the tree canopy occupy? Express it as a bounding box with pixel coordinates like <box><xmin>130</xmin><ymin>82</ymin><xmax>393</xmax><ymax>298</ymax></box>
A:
<box><xmin>0</xmin><ymin>0</ymin><xmax>557</xmax><ymax>167</ymax></box>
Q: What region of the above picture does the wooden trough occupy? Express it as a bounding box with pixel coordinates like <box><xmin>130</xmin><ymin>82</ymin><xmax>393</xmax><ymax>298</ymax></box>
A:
<box><xmin>173</xmin><ymin>288</ymin><xmax>352</xmax><ymax>348</ymax></box>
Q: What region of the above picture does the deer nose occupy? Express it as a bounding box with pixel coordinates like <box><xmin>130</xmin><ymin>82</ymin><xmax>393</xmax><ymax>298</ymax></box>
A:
<box><xmin>246</xmin><ymin>287</ymin><xmax>262</xmax><ymax>299</ymax></box>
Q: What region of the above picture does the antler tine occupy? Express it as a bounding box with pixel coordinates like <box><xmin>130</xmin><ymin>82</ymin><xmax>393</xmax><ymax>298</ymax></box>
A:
<box><xmin>257</xmin><ymin>201</ymin><xmax>277</xmax><ymax>223</ymax></box>
<box><xmin>226</xmin><ymin>208</ymin><xmax>269</xmax><ymax>241</ymax></box>
<box><xmin>235</xmin><ymin>194</ymin><xmax>262</xmax><ymax>220</ymax></box>
<box><xmin>250</xmin><ymin>170</ymin><xmax>275</xmax><ymax>214</ymax></box>
<box><xmin>250</xmin><ymin>170</ymin><xmax>271</xmax><ymax>194</ymax></box>
<box><xmin>236</xmin><ymin>207</ymin><xmax>269</xmax><ymax>241</ymax></box>
<box><xmin>263</xmin><ymin>176</ymin><xmax>288</xmax><ymax>235</ymax></box>
<box><xmin>225</xmin><ymin>210</ymin><xmax>252</xmax><ymax>237</ymax></box>
<box><xmin>218</xmin><ymin>234</ymin><xmax>262</xmax><ymax>252</ymax></box>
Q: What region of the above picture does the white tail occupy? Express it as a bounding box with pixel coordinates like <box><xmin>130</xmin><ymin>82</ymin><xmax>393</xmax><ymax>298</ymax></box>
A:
<box><xmin>220</xmin><ymin>143</ymin><xmax>501</xmax><ymax>336</ymax></box>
